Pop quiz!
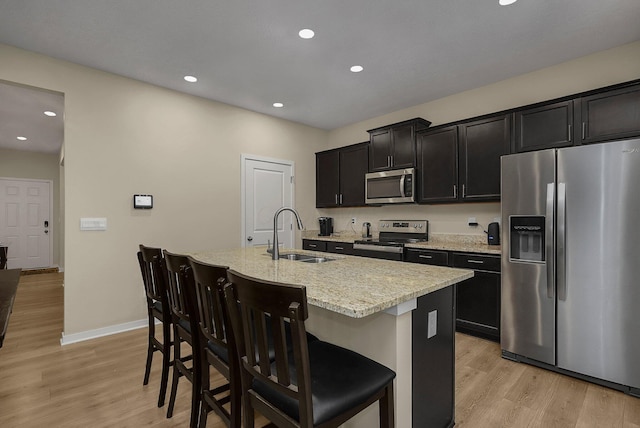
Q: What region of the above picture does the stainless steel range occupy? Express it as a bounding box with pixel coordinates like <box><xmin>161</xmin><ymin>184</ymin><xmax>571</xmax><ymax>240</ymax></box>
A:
<box><xmin>353</xmin><ymin>220</ymin><xmax>428</xmax><ymax>261</ymax></box>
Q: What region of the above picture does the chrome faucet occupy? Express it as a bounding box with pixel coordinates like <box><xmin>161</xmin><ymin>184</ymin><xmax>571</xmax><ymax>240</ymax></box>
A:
<box><xmin>270</xmin><ymin>207</ymin><xmax>304</xmax><ymax>260</ymax></box>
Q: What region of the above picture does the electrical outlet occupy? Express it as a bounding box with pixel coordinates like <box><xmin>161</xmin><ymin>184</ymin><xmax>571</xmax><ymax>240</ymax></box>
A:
<box><xmin>351</xmin><ymin>217</ymin><xmax>356</xmax><ymax>224</ymax></box>
<box><xmin>468</xmin><ymin>217</ymin><xmax>478</xmax><ymax>226</ymax></box>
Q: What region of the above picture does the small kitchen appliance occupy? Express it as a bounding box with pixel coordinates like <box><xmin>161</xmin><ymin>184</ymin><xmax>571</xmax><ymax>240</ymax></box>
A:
<box><xmin>487</xmin><ymin>222</ymin><xmax>500</xmax><ymax>245</ymax></box>
<box><xmin>361</xmin><ymin>222</ymin><xmax>372</xmax><ymax>238</ymax></box>
<box><xmin>318</xmin><ymin>217</ymin><xmax>333</xmax><ymax>236</ymax></box>
<box><xmin>353</xmin><ymin>220</ymin><xmax>428</xmax><ymax>261</ymax></box>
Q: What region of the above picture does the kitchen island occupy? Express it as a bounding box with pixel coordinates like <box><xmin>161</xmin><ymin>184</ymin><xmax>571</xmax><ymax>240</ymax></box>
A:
<box><xmin>189</xmin><ymin>246</ymin><xmax>473</xmax><ymax>428</ymax></box>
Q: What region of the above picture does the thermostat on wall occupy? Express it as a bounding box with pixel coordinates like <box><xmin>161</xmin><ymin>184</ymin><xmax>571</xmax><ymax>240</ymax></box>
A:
<box><xmin>133</xmin><ymin>194</ymin><xmax>153</xmax><ymax>209</ymax></box>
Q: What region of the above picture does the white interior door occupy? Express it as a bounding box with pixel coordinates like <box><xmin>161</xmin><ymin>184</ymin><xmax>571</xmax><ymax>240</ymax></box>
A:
<box><xmin>0</xmin><ymin>178</ymin><xmax>52</xmax><ymax>269</ymax></box>
<box><xmin>242</xmin><ymin>155</ymin><xmax>294</xmax><ymax>248</ymax></box>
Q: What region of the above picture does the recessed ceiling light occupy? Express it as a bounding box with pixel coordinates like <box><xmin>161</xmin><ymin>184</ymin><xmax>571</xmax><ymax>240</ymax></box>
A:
<box><xmin>17</xmin><ymin>136</ymin><xmax>27</xmax><ymax>141</ymax></box>
<box><xmin>298</xmin><ymin>29</ymin><xmax>315</xmax><ymax>39</ymax></box>
<box><xmin>273</xmin><ymin>102</ymin><xmax>284</xmax><ymax>108</ymax></box>
<box><xmin>44</xmin><ymin>111</ymin><xmax>57</xmax><ymax>117</ymax></box>
<box><xmin>499</xmin><ymin>0</ymin><xmax>517</xmax><ymax>5</ymax></box>
<box><xmin>350</xmin><ymin>65</ymin><xmax>364</xmax><ymax>73</ymax></box>
<box><xmin>184</xmin><ymin>75</ymin><xmax>198</xmax><ymax>83</ymax></box>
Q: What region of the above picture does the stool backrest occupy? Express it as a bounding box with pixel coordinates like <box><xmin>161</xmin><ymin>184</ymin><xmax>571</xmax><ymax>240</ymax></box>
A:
<box><xmin>188</xmin><ymin>257</ymin><xmax>233</xmax><ymax>359</ymax></box>
<box><xmin>163</xmin><ymin>251</ymin><xmax>192</xmax><ymax>325</ymax></box>
<box><xmin>138</xmin><ymin>245</ymin><xmax>167</xmax><ymax>303</ymax></box>
<box><xmin>224</xmin><ymin>269</ymin><xmax>313</xmax><ymax>426</ymax></box>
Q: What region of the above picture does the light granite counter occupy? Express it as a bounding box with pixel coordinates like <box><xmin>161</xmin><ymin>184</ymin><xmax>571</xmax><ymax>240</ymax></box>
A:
<box><xmin>303</xmin><ymin>231</ymin><xmax>501</xmax><ymax>255</ymax></box>
<box><xmin>189</xmin><ymin>246</ymin><xmax>473</xmax><ymax>318</ymax></box>
<box><xmin>189</xmin><ymin>245</ymin><xmax>469</xmax><ymax>427</ymax></box>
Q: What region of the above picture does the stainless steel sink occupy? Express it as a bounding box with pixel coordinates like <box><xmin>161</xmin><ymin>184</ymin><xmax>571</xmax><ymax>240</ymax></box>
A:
<box><xmin>278</xmin><ymin>253</ymin><xmax>334</xmax><ymax>263</ymax></box>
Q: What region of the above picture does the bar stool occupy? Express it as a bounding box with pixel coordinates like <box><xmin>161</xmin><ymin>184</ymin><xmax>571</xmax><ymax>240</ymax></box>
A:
<box><xmin>164</xmin><ymin>250</ymin><xmax>200</xmax><ymax>428</ymax></box>
<box><xmin>224</xmin><ymin>270</ymin><xmax>396</xmax><ymax>428</ymax></box>
<box><xmin>138</xmin><ymin>244</ymin><xmax>172</xmax><ymax>407</ymax></box>
<box><xmin>187</xmin><ymin>257</ymin><xmax>240</xmax><ymax>428</ymax></box>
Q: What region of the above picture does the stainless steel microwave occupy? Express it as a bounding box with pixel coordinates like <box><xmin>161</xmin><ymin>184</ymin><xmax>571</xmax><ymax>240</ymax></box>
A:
<box><xmin>365</xmin><ymin>168</ymin><xmax>415</xmax><ymax>204</ymax></box>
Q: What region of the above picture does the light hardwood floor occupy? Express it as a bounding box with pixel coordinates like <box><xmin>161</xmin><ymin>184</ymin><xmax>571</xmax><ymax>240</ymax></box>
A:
<box><xmin>1</xmin><ymin>272</ymin><xmax>639</xmax><ymax>427</ymax></box>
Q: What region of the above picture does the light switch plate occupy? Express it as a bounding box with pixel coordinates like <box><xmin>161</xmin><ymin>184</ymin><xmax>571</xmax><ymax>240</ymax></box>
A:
<box><xmin>80</xmin><ymin>217</ymin><xmax>107</xmax><ymax>231</ymax></box>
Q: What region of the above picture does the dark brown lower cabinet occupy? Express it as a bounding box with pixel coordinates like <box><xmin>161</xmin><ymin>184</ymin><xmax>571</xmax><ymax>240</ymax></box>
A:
<box><xmin>451</xmin><ymin>253</ymin><xmax>500</xmax><ymax>342</ymax></box>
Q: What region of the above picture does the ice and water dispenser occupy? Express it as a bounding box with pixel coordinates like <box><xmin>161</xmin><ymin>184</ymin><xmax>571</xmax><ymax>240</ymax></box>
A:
<box><xmin>509</xmin><ymin>216</ymin><xmax>545</xmax><ymax>263</ymax></box>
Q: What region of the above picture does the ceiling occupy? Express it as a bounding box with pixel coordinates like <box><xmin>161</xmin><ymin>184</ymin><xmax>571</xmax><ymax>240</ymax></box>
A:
<box><xmin>0</xmin><ymin>0</ymin><xmax>639</xmax><ymax>154</ymax></box>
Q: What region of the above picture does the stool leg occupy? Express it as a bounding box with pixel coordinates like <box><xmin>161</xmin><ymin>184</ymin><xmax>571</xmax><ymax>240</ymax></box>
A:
<box><xmin>143</xmin><ymin>313</ymin><xmax>155</xmax><ymax>385</ymax></box>
<box><xmin>158</xmin><ymin>320</ymin><xmax>172</xmax><ymax>407</ymax></box>
<box><xmin>379</xmin><ymin>383</ymin><xmax>394</xmax><ymax>428</ymax></box>
<box><xmin>167</xmin><ymin>327</ymin><xmax>181</xmax><ymax>417</ymax></box>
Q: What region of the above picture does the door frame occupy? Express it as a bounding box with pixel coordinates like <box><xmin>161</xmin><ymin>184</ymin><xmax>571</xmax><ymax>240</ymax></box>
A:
<box><xmin>240</xmin><ymin>154</ymin><xmax>295</xmax><ymax>248</ymax></box>
<box><xmin>0</xmin><ymin>176</ymin><xmax>54</xmax><ymax>268</ymax></box>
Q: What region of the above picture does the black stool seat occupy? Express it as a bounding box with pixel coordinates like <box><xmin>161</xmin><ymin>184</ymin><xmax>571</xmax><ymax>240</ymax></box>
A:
<box><xmin>254</xmin><ymin>340</ymin><xmax>396</xmax><ymax>426</ymax></box>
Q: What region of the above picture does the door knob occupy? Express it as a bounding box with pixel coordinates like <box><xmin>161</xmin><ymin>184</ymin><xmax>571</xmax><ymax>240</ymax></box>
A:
<box><xmin>44</xmin><ymin>230</ymin><xmax>49</xmax><ymax>234</ymax></box>
<box><xmin>247</xmin><ymin>236</ymin><xmax>253</xmax><ymax>241</ymax></box>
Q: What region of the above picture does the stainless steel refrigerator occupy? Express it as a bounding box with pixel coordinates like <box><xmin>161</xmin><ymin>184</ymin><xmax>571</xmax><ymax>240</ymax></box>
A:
<box><xmin>501</xmin><ymin>138</ymin><xmax>640</xmax><ymax>395</ymax></box>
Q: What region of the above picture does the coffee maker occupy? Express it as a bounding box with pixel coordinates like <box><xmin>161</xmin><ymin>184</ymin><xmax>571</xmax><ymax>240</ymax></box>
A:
<box><xmin>318</xmin><ymin>217</ymin><xmax>333</xmax><ymax>236</ymax></box>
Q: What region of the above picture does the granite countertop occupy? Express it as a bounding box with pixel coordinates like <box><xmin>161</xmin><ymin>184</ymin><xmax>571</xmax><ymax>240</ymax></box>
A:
<box><xmin>188</xmin><ymin>247</ymin><xmax>473</xmax><ymax>319</ymax></box>
<box><xmin>303</xmin><ymin>231</ymin><xmax>501</xmax><ymax>255</ymax></box>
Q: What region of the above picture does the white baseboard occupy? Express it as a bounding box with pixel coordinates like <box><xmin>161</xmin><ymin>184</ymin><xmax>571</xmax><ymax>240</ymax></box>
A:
<box><xmin>60</xmin><ymin>319</ymin><xmax>148</xmax><ymax>346</ymax></box>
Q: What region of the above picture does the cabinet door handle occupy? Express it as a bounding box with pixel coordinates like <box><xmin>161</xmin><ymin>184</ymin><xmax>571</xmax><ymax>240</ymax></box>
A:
<box><xmin>309</xmin><ymin>244</ymin><xmax>317</xmax><ymax>248</ymax></box>
<box><xmin>335</xmin><ymin>194</ymin><xmax>338</xmax><ymax>204</ymax></box>
<box><xmin>453</xmin><ymin>185</ymin><xmax>457</xmax><ymax>198</ymax></box>
<box><xmin>467</xmin><ymin>259</ymin><xmax>484</xmax><ymax>264</ymax></box>
<box><xmin>582</xmin><ymin>122</ymin><xmax>586</xmax><ymax>140</ymax></box>
<box><xmin>339</xmin><ymin>194</ymin><xmax>343</xmax><ymax>205</ymax></box>
<box><xmin>462</xmin><ymin>184</ymin><xmax>466</xmax><ymax>198</ymax></box>
<box><xmin>419</xmin><ymin>255</ymin><xmax>433</xmax><ymax>259</ymax></box>
<box><xmin>335</xmin><ymin>246</ymin><xmax>344</xmax><ymax>250</ymax></box>
<box><xmin>387</xmin><ymin>155</ymin><xmax>391</xmax><ymax>168</ymax></box>
<box><xmin>390</xmin><ymin>155</ymin><xmax>394</xmax><ymax>166</ymax></box>
<box><xmin>568</xmin><ymin>124</ymin><xmax>572</xmax><ymax>142</ymax></box>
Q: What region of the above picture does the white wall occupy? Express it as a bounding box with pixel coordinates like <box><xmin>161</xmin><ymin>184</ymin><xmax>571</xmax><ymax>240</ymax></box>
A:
<box><xmin>0</xmin><ymin>43</ymin><xmax>328</xmax><ymax>335</ymax></box>
<box><xmin>324</xmin><ymin>41</ymin><xmax>640</xmax><ymax>236</ymax></box>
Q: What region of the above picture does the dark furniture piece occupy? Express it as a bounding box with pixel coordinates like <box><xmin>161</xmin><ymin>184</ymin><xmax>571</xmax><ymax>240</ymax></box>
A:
<box><xmin>415</xmin><ymin>113</ymin><xmax>510</xmax><ymax>204</ymax></box>
<box><xmin>138</xmin><ymin>245</ymin><xmax>172</xmax><ymax>408</ymax></box>
<box><xmin>302</xmin><ymin>240</ymin><xmax>327</xmax><ymax>252</ymax></box>
<box><xmin>578</xmin><ymin>83</ymin><xmax>640</xmax><ymax>145</ymax></box>
<box><xmin>416</xmin><ymin>126</ymin><xmax>459</xmax><ymax>203</ymax></box>
<box><xmin>187</xmin><ymin>257</ymin><xmax>240</xmax><ymax>428</ymax></box>
<box><xmin>316</xmin><ymin>142</ymin><xmax>369</xmax><ymax>208</ymax></box>
<box><xmin>0</xmin><ymin>246</ymin><xmax>7</xmax><ymax>269</ymax></box>
<box><xmin>224</xmin><ymin>269</ymin><xmax>396</xmax><ymax>428</ymax></box>
<box><xmin>458</xmin><ymin>114</ymin><xmax>511</xmax><ymax>202</ymax></box>
<box><xmin>0</xmin><ymin>268</ymin><xmax>21</xmax><ymax>348</ymax></box>
<box><xmin>367</xmin><ymin>118</ymin><xmax>431</xmax><ymax>172</ymax></box>
<box><xmin>451</xmin><ymin>253</ymin><xmax>501</xmax><ymax>342</ymax></box>
<box><xmin>406</xmin><ymin>247</ymin><xmax>501</xmax><ymax>342</ymax></box>
<box><xmin>514</xmin><ymin>100</ymin><xmax>574</xmax><ymax>153</ymax></box>
<box><xmin>163</xmin><ymin>251</ymin><xmax>200</xmax><ymax>427</ymax></box>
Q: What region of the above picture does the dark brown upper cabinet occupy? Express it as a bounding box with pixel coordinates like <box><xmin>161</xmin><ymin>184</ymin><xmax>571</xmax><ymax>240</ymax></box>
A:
<box><xmin>458</xmin><ymin>114</ymin><xmax>511</xmax><ymax>202</ymax></box>
<box><xmin>367</xmin><ymin>118</ymin><xmax>431</xmax><ymax>172</ymax></box>
<box><xmin>316</xmin><ymin>142</ymin><xmax>369</xmax><ymax>208</ymax></box>
<box><xmin>514</xmin><ymin>100</ymin><xmax>574</xmax><ymax>153</ymax></box>
<box><xmin>578</xmin><ymin>83</ymin><xmax>640</xmax><ymax>145</ymax></box>
<box><xmin>416</xmin><ymin>126</ymin><xmax>459</xmax><ymax>203</ymax></box>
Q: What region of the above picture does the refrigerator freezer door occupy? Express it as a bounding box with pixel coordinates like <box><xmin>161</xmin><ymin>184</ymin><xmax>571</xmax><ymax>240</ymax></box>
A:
<box><xmin>557</xmin><ymin>139</ymin><xmax>640</xmax><ymax>389</ymax></box>
<box><xmin>501</xmin><ymin>149</ymin><xmax>556</xmax><ymax>365</ymax></box>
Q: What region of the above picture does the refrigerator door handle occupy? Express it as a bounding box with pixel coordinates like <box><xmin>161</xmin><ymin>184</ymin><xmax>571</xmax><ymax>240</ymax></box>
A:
<box><xmin>546</xmin><ymin>182</ymin><xmax>555</xmax><ymax>299</ymax></box>
<box><xmin>557</xmin><ymin>182</ymin><xmax>567</xmax><ymax>301</ymax></box>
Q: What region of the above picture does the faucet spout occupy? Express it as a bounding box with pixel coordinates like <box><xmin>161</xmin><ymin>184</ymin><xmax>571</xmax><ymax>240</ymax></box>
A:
<box><xmin>272</xmin><ymin>207</ymin><xmax>304</xmax><ymax>260</ymax></box>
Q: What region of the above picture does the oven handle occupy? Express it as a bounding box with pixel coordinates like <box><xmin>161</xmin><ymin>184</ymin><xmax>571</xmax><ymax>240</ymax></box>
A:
<box><xmin>353</xmin><ymin>243</ymin><xmax>404</xmax><ymax>254</ymax></box>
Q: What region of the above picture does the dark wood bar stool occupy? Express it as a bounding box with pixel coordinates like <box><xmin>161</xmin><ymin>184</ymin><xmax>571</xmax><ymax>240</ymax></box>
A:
<box><xmin>224</xmin><ymin>270</ymin><xmax>396</xmax><ymax>428</ymax></box>
<box><xmin>187</xmin><ymin>256</ymin><xmax>240</xmax><ymax>428</ymax></box>
<box><xmin>137</xmin><ymin>244</ymin><xmax>172</xmax><ymax>408</ymax></box>
<box><xmin>163</xmin><ymin>250</ymin><xmax>200</xmax><ymax>428</ymax></box>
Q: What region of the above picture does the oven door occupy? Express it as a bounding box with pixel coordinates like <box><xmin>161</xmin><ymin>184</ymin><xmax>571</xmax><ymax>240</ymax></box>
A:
<box><xmin>365</xmin><ymin>168</ymin><xmax>415</xmax><ymax>204</ymax></box>
<box><xmin>352</xmin><ymin>243</ymin><xmax>404</xmax><ymax>261</ymax></box>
